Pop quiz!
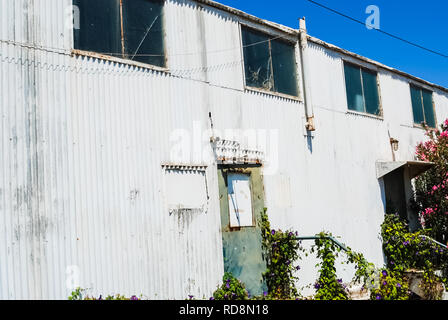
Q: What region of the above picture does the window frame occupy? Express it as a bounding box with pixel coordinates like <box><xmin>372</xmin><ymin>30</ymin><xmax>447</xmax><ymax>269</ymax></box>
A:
<box><xmin>219</xmin><ymin>167</ymin><xmax>259</xmax><ymax>230</ymax></box>
<box><xmin>226</xmin><ymin>172</ymin><xmax>255</xmax><ymax>228</ymax></box>
<box><xmin>161</xmin><ymin>164</ymin><xmax>210</xmax><ymax>215</ymax></box>
<box><xmin>239</xmin><ymin>23</ymin><xmax>301</xmax><ymax>101</ymax></box>
<box><xmin>342</xmin><ymin>59</ymin><xmax>383</xmax><ymax>119</ymax></box>
<box><xmin>72</xmin><ymin>0</ymin><xmax>169</xmax><ymax>72</ymax></box>
<box><xmin>409</xmin><ymin>83</ymin><xmax>437</xmax><ymax>129</ymax></box>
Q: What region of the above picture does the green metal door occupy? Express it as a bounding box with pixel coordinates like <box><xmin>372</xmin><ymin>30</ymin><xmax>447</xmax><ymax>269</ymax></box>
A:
<box><xmin>218</xmin><ymin>166</ymin><xmax>267</xmax><ymax>296</ymax></box>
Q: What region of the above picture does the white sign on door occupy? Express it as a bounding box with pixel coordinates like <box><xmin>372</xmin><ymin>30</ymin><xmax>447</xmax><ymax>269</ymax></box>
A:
<box><xmin>227</xmin><ymin>173</ymin><xmax>254</xmax><ymax>227</ymax></box>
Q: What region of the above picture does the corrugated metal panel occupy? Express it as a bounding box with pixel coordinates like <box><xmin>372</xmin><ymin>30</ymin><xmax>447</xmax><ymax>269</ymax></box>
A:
<box><xmin>1</xmin><ymin>0</ymin><xmax>448</xmax><ymax>300</ymax></box>
<box><xmin>0</xmin><ymin>49</ymin><xmax>227</xmax><ymax>299</ymax></box>
<box><xmin>0</xmin><ymin>0</ymin><xmax>229</xmax><ymax>300</ymax></box>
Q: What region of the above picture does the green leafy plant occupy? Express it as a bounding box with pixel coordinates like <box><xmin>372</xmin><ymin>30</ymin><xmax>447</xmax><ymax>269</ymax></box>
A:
<box><xmin>345</xmin><ymin>248</ymin><xmax>376</xmax><ymax>288</ymax></box>
<box><xmin>310</xmin><ymin>233</ymin><xmax>349</xmax><ymax>300</ymax></box>
<box><xmin>421</xmin><ymin>269</ymin><xmax>445</xmax><ymax>300</ymax></box>
<box><xmin>380</xmin><ymin>214</ymin><xmax>448</xmax><ymax>299</ymax></box>
<box><xmin>103</xmin><ymin>294</ymin><xmax>140</xmax><ymax>300</ymax></box>
<box><xmin>260</xmin><ymin>207</ymin><xmax>375</xmax><ymax>301</ymax></box>
<box><xmin>307</xmin><ymin>232</ymin><xmax>376</xmax><ymax>300</ymax></box>
<box><xmin>382</xmin><ymin>214</ymin><xmax>424</xmax><ymax>273</ymax></box>
<box><xmin>259</xmin><ymin>209</ymin><xmax>302</xmax><ymax>300</ymax></box>
<box><xmin>382</xmin><ymin>214</ymin><xmax>447</xmax><ymax>275</ymax></box>
<box><xmin>68</xmin><ymin>287</ymin><xmax>85</xmax><ymax>300</ymax></box>
<box><xmin>370</xmin><ymin>269</ymin><xmax>410</xmax><ymax>300</ymax></box>
<box><xmin>68</xmin><ymin>287</ymin><xmax>141</xmax><ymax>300</ymax></box>
<box><xmin>212</xmin><ymin>272</ymin><xmax>249</xmax><ymax>300</ymax></box>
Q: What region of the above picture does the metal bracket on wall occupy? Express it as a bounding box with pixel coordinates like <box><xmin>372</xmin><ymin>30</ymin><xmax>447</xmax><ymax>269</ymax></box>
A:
<box><xmin>302</xmin><ymin>116</ymin><xmax>316</xmax><ymax>138</ymax></box>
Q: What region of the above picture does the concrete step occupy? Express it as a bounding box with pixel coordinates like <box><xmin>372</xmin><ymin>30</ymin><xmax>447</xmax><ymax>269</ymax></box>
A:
<box><xmin>405</xmin><ymin>270</ymin><xmax>448</xmax><ymax>300</ymax></box>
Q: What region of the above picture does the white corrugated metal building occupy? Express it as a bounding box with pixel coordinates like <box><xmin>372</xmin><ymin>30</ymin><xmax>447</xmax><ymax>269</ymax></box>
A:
<box><xmin>1</xmin><ymin>0</ymin><xmax>447</xmax><ymax>299</ymax></box>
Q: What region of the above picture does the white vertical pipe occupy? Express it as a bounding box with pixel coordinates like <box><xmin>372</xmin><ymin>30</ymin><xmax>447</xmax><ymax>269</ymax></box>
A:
<box><xmin>299</xmin><ymin>18</ymin><xmax>315</xmax><ymax>131</ymax></box>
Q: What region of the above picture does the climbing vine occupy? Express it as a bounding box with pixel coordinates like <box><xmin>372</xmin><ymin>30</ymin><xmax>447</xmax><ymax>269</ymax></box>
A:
<box><xmin>311</xmin><ymin>233</ymin><xmax>349</xmax><ymax>300</ymax></box>
<box><xmin>309</xmin><ymin>232</ymin><xmax>376</xmax><ymax>300</ymax></box>
<box><xmin>369</xmin><ymin>269</ymin><xmax>410</xmax><ymax>300</ymax></box>
<box><xmin>259</xmin><ymin>209</ymin><xmax>302</xmax><ymax>300</ymax></box>
<box><xmin>259</xmin><ymin>210</ymin><xmax>377</xmax><ymax>300</ymax></box>
<box><xmin>212</xmin><ymin>272</ymin><xmax>250</xmax><ymax>300</ymax></box>
<box><xmin>379</xmin><ymin>214</ymin><xmax>448</xmax><ymax>299</ymax></box>
<box><xmin>345</xmin><ymin>247</ymin><xmax>376</xmax><ymax>288</ymax></box>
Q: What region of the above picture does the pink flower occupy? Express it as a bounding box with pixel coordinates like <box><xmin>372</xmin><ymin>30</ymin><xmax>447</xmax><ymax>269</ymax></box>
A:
<box><xmin>433</xmin><ymin>186</ymin><xmax>438</xmax><ymax>191</ymax></box>
<box><xmin>418</xmin><ymin>152</ymin><xmax>428</xmax><ymax>161</ymax></box>
<box><xmin>441</xmin><ymin>132</ymin><xmax>448</xmax><ymax>139</ymax></box>
<box><xmin>423</xmin><ymin>208</ymin><xmax>435</xmax><ymax>217</ymax></box>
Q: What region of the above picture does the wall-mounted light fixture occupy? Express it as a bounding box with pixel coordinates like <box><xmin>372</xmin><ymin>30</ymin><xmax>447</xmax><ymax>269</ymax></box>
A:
<box><xmin>390</xmin><ymin>138</ymin><xmax>399</xmax><ymax>152</ymax></box>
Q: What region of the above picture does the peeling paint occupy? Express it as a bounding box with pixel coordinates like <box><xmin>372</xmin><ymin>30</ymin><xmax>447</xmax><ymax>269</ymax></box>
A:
<box><xmin>218</xmin><ymin>167</ymin><xmax>267</xmax><ymax>296</ymax></box>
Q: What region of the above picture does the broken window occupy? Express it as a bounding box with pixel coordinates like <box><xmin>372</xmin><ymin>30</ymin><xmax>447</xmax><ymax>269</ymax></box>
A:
<box><xmin>122</xmin><ymin>0</ymin><xmax>165</xmax><ymax>66</ymax></box>
<box><xmin>73</xmin><ymin>0</ymin><xmax>166</xmax><ymax>68</ymax></box>
<box><xmin>227</xmin><ymin>173</ymin><xmax>254</xmax><ymax>228</ymax></box>
<box><xmin>344</xmin><ymin>62</ymin><xmax>381</xmax><ymax>116</ymax></box>
<box><xmin>410</xmin><ymin>85</ymin><xmax>436</xmax><ymax>128</ymax></box>
<box><xmin>241</xmin><ymin>26</ymin><xmax>298</xmax><ymax>97</ymax></box>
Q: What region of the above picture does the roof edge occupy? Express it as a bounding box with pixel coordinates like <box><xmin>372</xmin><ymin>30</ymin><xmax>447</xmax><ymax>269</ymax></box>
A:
<box><xmin>194</xmin><ymin>0</ymin><xmax>448</xmax><ymax>95</ymax></box>
<box><xmin>195</xmin><ymin>0</ymin><xmax>299</xmax><ymax>36</ymax></box>
<box><xmin>308</xmin><ymin>36</ymin><xmax>448</xmax><ymax>95</ymax></box>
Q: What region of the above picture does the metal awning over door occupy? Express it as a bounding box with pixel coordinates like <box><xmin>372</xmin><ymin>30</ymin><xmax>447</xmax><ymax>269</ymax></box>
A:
<box><xmin>376</xmin><ymin>161</ymin><xmax>434</xmax><ymax>179</ymax></box>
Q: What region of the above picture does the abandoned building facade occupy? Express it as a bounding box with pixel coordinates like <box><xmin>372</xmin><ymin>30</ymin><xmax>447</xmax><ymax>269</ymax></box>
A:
<box><xmin>1</xmin><ymin>0</ymin><xmax>448</xmax><ymax>299</ymax></box>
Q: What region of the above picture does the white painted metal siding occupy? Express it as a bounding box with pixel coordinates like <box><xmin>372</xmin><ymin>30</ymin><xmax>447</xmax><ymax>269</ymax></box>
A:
<box><xmin>0</xmin><ymin>0</ymin><xmax>448</xmax><ymax>300</ymax></box>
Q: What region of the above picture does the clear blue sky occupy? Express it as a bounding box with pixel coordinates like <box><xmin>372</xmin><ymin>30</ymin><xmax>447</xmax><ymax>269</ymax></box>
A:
<box><xmin>218</xmin><ymin>0</ymin><xmax>448</xmax><ymax>88</ymax></box>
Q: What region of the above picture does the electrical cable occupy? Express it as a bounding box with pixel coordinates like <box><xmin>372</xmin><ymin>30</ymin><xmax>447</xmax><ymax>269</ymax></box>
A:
<box><xmin>305</xmin><ymin>0</ymin><xmax>448</xmax><ymax>58</ymax></box>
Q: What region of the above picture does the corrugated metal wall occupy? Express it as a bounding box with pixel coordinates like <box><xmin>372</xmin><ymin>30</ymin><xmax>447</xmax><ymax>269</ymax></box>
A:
<box><xmin>0</xmin><ymin>0</ymin><xmax>235</xmax><ymax>300</ymax></box>
<box><xmin>1</xmin><ymin>0</ymin><xmax>448</xmax><ymax>300</ymax></box>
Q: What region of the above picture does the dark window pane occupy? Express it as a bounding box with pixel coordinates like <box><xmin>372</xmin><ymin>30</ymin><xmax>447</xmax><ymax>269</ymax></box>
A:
<box><xmin>73</xmin><ymin>0</ymin><xmax>121</xmax><ymax>56</ymax></box>
<box><xmin>410</xmin><ymin>86</ymin><xmax>424</xmax><ymax>125</ymax></box>
<box><xmin>362</xmin><ymin>69</ymin><xmax>380</xmax><ymax>116</ymax></box>
<box><xmin>422</xmin><ymin>89</ymin><xmax>436</xmax><ymax>128</ymax></box>
<box><xmin>344</xmin><ymin>63</ymin><xmax>364</xmax><ymax>112</ymax></box>
<box><xmin>241</xmin><ymin>27</ymin><xmax>273</xmax><ymax>91</ymax></box>
<box><xmin>271</xmin><ymin>39</ymin><xmax>298</xmax><ymax>96</ymax></box>
<box><xmin>122</xmin><ymin>0</ymin><xmax>165</xmax><ymax>67</ymax></box>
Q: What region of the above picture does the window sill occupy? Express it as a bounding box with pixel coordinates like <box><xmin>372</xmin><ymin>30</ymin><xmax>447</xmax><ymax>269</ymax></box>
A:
<box><xmin>413</xmin><ymin>123</ymin><xmax>436</xmax><ymax>131</ymax></box>
<box><xmin>244</xmin><ymin>86</ymin><xmax>302</xmax><ymax>102</ymax></box>
<box><xmin>346</xmin><ymin>110</ymin><xmax>384</xmax><ymax>121</ymax></box>
<box><xmin>71</xmin><ymin>49</ymin><xmax>169</xmax><ymax>74</ymax></box>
